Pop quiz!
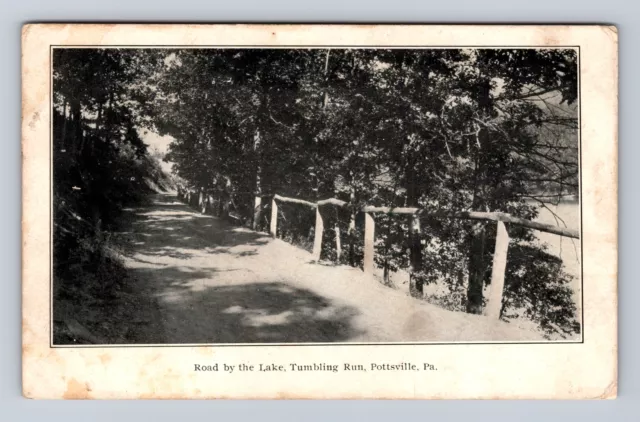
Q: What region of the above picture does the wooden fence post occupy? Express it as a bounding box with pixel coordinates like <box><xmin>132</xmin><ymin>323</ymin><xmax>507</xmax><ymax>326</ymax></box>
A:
<box><xmin>485</xmin><ymin>221</ymin><xmax>510</xmax><ymax>319</ymax></box>
<box><xmin>348</xmin><ymin>188</ymin><xmax>356</xmax><ymax>267</ymax></box>
<box><xmin>312</xmin><ymin>207</ymin><xmax>324</xmax><ymax>261</ymax></box>
<box><xmin>200</xmin><ymin>191</ymin><xmax>209</xmax><ymax>214</ymax></box>
<box><xmin>334</xmin><ymin>224</ymin><xmax>342</xmax><ymax>262</ymax></box>
<box><xmin>253</xmin><ymin>196</ymin><xmax>262</xmax><ymax>230</ymax></box>
<box><xmin>363</xmin><ymin>212</ymin><xmax>375</xmax><ymax>275</ymax></box>
<box><xmin>270</xmin><ymin>198</ymin><xmax>278</xmax><ymax>237</ymax></box>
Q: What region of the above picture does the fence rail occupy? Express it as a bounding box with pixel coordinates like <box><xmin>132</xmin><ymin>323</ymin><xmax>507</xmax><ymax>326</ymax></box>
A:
<box><xmin>178</xmin><ymin>187</ymin><xmax>579</xmax><ymax>320</ymax></box>
<box><xmin>268</xmin><ymin>194</ymin><xmax>579</xmax><ymax>238</ymax></box>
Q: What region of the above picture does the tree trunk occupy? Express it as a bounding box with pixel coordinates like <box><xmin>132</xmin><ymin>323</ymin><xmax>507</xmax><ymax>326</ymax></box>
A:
<box><xmin>322</xmin><ymin>49</ymin><xmax>331</xmax><ymax>110</ymax></box>
<box><xmin>222</xmin><ymin>195</ymin><xmax>231</xmax><ymax>218</ymax></box>
<box><xmin>217</xmin><ymin>194</ymin><xmax>225</xmax><ymax>217</ymax></box>
<box><xmin>383</xmin><ymin>258</ymin><xmax>391</xmax><ymax>286</ymax></box>
<box><xmin>409</xmin><ymin>214</ymin><xmax>423</xmax><ymax>298</ymax></box>
<box><xmin>466</xmin><ymin>223</ymin><xmax>487</xmax><ymax>314</ymax></box>
<box><xmin>363</xmin><ymin>212</ymin><xmax>375</xmax><ymax>275</ymax></box>
<box><xmin>405</xmin><ymin>162</ymin><xmax>423</xmax><ymax>298</ymax></box>
<box><xmin>466</xmin><ymin>137</ymin><xmax>489</xmax><ymax>314</ymax></box>
<box><xmin>70</xmin><ymin>99</ymin><xmax>82</xmax><ymax>155</ymax></box>
<box><xmin>96</xmin><ymin>101</ymin><xmax>104</xmax><ymax>133</ymax></box>
<box><xmin>334</xmin><ymin>223</ymin><xmax>341</xmax><ymax>263</ymax></box>
<box><xmin>61</xmin><ymin>100</ymin><xmax>68</xmax><ymax>151</ymax></box>
<box><xmin>253</xmin><ymin>87</ymin><xmax>269</xmax><ymax>229</ymax></box>
<box><xmin>251</xmin><ymin>126</ymin><xmax>262</xmax><ymax>230</ymax></box>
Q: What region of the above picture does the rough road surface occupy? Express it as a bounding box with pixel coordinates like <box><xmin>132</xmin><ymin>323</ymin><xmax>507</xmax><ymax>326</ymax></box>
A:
<box><xmin>118</xmin><ymin>193</ymin><xmax>540</xmax><ymax>344</ymax></box>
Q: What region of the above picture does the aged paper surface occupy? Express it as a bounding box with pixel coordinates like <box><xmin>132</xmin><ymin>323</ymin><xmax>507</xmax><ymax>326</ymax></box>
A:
<box><xmin>22</xmin><ymin>24</ymin><xmax>617</xmax><ymax>399</ymax></box>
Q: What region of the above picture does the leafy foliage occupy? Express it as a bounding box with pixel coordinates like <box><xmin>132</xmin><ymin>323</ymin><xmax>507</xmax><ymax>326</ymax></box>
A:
<box><xmin>54</xmin><ymin>48</ymin><xmax>581</xmax><ymax>339</ymax></box>
<box><xmin>52</xmin><ymin>49</ymin><xmax>174</xmax><ymax>343</ymax></box>
<box><xmin>149</xmin><ymin>48</ymin><xmax>580</xmax><ymax>337</ymax></box>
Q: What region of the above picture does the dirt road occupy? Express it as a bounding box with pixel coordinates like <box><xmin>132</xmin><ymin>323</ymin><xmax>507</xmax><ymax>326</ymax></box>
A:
<box><xmin>118</xmin><ymin>194</ymin><xmax>540</xmax><ymax>344</ymax></box>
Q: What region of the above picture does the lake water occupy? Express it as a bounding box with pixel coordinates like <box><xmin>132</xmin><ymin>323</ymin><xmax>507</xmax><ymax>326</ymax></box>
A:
<box><xmin>532</xmin><ymin>200</ymin><xmax>582</xmax><ymax>319</ymax></box>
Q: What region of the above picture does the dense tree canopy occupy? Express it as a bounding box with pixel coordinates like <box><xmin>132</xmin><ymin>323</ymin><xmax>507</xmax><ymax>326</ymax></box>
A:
<box><xmin>53</xmin><ymin>48</ymin><xmax>580</xmax><ymax>340</ymax></box>
<box><xmin>147</xmin><ymin>48</ymin><xmax>580</xmax><ymax>338</ymax></box>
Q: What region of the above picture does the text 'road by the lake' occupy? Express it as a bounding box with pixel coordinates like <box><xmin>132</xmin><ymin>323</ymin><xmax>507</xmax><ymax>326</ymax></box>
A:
<box><xmin>193</xmin><ymin>362</ymin><xmax>438</xmax><ymax>373</ymax></box>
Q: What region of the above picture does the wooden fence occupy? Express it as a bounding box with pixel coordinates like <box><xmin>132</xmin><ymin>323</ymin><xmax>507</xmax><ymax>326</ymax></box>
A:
<box><xmin>265</xmin><ymin>193</ymin><xmax>579</xmax><ymax>320</ymax></box>
<box><xmin>178</xmin><ymin>187</ymin><xmax>579</xmax><ymax>320</ymax></box>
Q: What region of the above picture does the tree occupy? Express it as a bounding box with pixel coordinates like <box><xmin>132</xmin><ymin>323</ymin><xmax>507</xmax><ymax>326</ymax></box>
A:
<box><xmin>52</xmin><ymin>48</ymin><xmax>170</xmax><ymax>292</ymax></box>
<box><xmin>146</xmin><ymin>48</ymin><xmax>580</xmax><ymax>337</ymax></box>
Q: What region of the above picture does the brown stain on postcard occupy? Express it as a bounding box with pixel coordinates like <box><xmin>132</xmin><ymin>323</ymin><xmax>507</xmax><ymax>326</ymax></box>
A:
<box><xmin>63</xmin><ymin>378</ymin><xmax>92</xmax><ymax>399</ymax></box>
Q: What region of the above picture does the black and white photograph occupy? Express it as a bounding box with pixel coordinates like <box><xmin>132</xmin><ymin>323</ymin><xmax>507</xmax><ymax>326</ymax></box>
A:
<box><xmin>51</xmin><ymin>46</ymin><xmax>581</xmax><ymax>346</ymax></box>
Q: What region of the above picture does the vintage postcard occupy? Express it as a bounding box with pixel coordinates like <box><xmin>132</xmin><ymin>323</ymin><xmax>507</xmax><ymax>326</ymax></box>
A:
<box><xmin>22</xmin><ymin>24</ymin><xmax>617</xmax><ymax>399</ymax></box>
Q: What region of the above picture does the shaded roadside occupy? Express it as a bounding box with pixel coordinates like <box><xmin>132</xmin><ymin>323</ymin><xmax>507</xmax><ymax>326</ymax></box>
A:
<box><xmin>55</xmin><ymin>193</ymin><xmax>543</xmax><ymax>345</ymax></box>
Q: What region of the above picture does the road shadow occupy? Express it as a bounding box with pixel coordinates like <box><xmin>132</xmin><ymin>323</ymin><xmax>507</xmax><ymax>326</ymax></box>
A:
<box><xmin>113</xmin><ymin>194</ymin><xmax>363</xmax><ymax>344</ymax></box>
<box><xmin>116</xmin><ymin>194</ymin><xmax>270</xmax><ymax>261</ymax></box>
<box><xmin>123</xmin><ymin>265</ymin><xmax>362</xmax><ymax>343</ymax></box>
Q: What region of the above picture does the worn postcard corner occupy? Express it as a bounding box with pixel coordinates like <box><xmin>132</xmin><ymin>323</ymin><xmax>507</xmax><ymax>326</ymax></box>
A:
<box><xmin>22</xmin><ymin>24</ymin><xmax>617</xmax><ymax>400</ymax></box>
